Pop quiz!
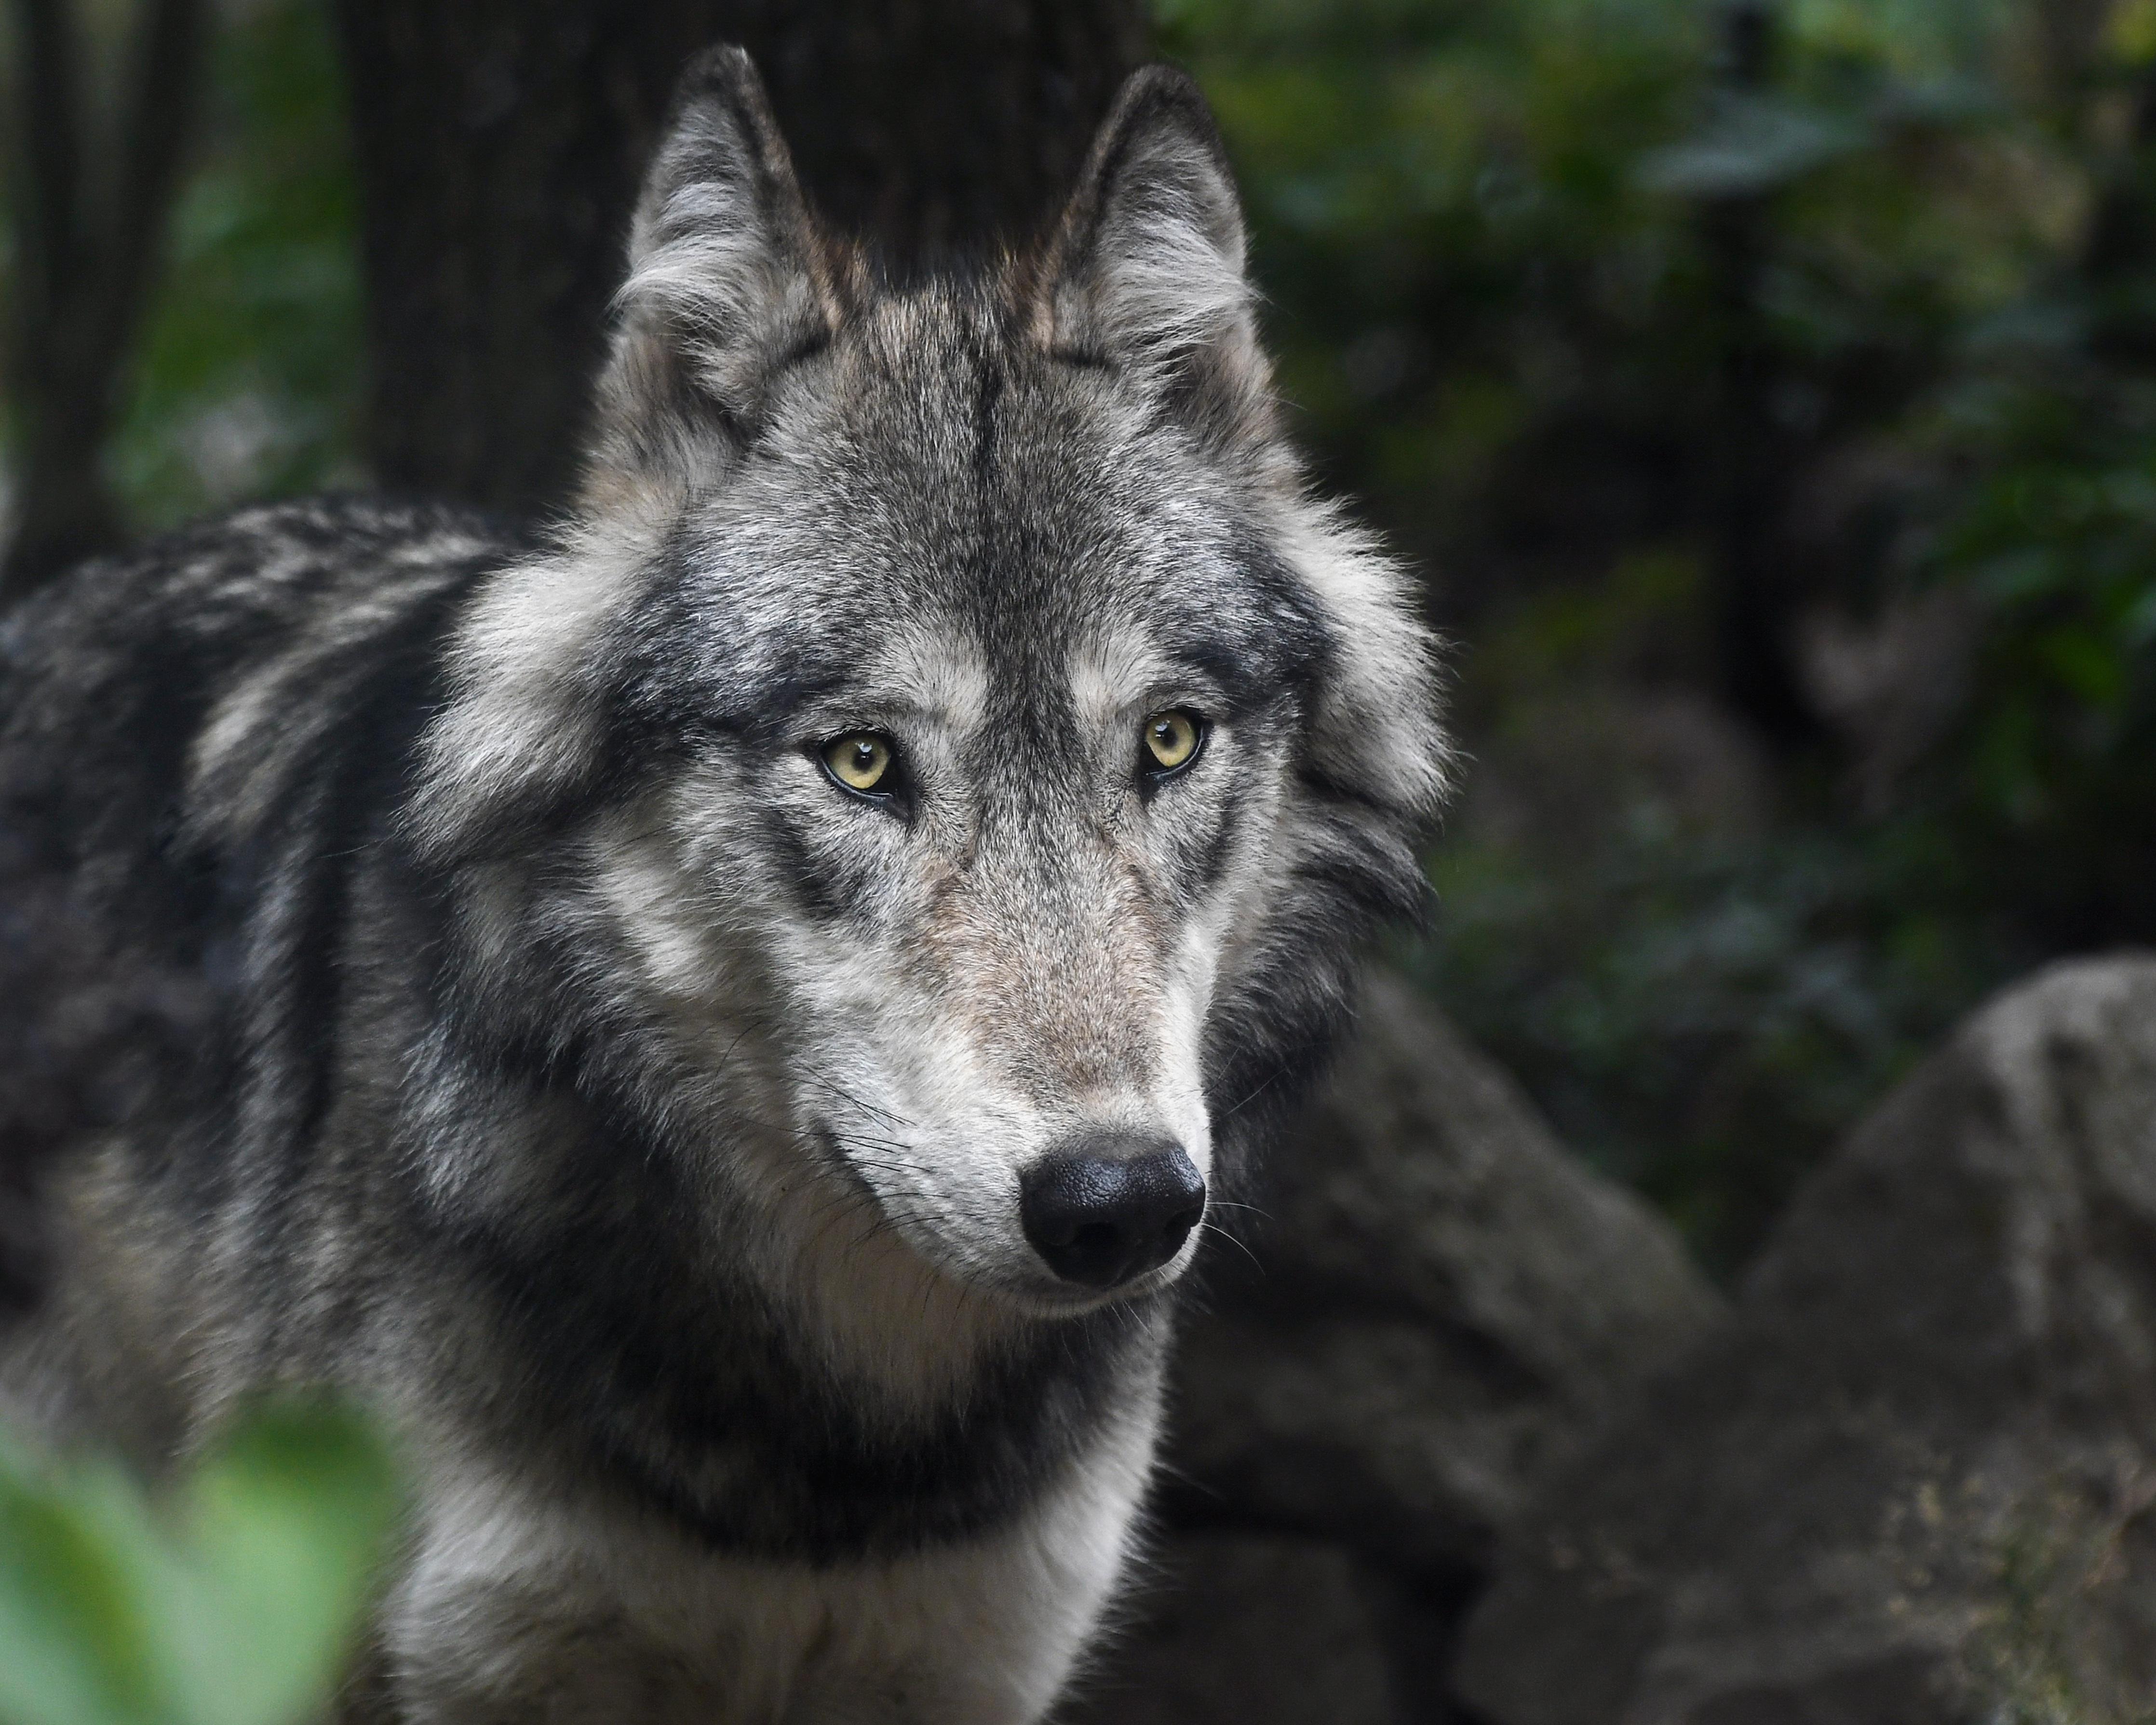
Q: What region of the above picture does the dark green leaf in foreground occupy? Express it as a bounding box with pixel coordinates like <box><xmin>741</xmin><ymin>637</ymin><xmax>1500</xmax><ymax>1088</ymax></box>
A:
<box><xmin>0</xmin><ymin>1442</ymin><xmax>169</xmax><ymax>1725</ymax></box>
<box><xmin>159</xmin><ymin>1405</ymin><xmax>399</xmax><ymax>1725</ymax></box>
<box><xmin>0</xmin><ymin>1404</ymin><xmax>399</xmax><ymax>1725</ymax></box>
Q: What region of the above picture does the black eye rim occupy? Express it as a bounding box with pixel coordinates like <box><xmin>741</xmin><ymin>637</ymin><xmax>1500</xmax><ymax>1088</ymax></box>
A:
<box><xmin>1139</xmin><ymin>708</ymin><xmax>1210</xmax><ymax>782</ymax></box>
<box><xmin>814</xmin><ymin>729</ymin><xmax>907</xmax><ymax>808</ymax></box>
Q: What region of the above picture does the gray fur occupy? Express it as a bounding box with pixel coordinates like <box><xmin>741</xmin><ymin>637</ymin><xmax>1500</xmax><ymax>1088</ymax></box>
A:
<box><xmin>0</xmin><ymin>48</ymin><xmax>1446</xmax><ymax>1724</ymax></box>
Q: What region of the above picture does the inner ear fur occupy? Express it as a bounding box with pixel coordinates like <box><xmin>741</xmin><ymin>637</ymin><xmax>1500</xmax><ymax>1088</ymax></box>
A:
<box><xmin>1037</xmin><ymin>66</ymin><xmax>1273</xmax><ymax>447</ymax></box>
<box><xmin>585</xmin><ymin>45</ymin><xmax>851</xmax><ymax>493</ymax></box>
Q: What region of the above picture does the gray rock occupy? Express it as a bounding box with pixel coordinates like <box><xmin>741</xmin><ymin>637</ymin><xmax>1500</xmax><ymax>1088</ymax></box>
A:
<box><xmin>1058</xmin><ymin>1534</ymin><xmax>1402</xmax><ymax>1725</ymax></box>
<box><xmin>1166</xmin><ymin>970</ymin><xmax>1726</xmax><ymax>1572</ymax></box>
<box><xmin>1452</xmin><ymin>955</ymin><xmax>2156</xmax><ymax>1725</ymax></box>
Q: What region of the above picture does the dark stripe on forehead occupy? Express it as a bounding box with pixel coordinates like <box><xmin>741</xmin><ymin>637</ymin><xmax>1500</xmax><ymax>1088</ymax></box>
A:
<box><xmin>606</xmin><ymin>526</ymin><xmax>862</xmax><ymax>748</ymax></box>
<box><xmin>1145</xmin><ymin>579</ymin><xmax>1332</xmax><ymax>725</ymax></box>
<box><xmin>1222</xmin><ymin>525</ymin><xmax>1335</xmax><ymax>680</ymax></box>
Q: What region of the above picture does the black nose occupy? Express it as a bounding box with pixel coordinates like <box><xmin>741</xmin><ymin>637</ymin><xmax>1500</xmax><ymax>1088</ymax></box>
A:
<box><xmin>1020</xmin><ymin>1134</ymin><xmax>1206</xmax><ymax>1289</ymax></box>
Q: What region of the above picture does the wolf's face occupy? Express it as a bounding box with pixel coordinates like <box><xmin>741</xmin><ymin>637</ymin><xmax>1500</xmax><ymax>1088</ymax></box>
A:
<box><xmin>579</xmin><ymin>312</ymin><xmax>1341</xmax><ymax>1311</ymax></box>
<box><xmin>411</xmin><ymin>54</ymin><xmax>1445</xmax><ymax>1333</ymax></box>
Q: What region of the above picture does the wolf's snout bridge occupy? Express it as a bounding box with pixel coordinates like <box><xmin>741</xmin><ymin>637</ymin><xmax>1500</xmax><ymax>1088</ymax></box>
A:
<box><xmin>1019</xmin><ymin>1135</ymin><xmax>1206</xmax><ymax>1288</ymax></box>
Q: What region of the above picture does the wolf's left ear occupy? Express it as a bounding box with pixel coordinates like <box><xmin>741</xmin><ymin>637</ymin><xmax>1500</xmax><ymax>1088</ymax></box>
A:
<box><xmin>585</xmin><ymin>46</ymin><xmax>846</xmax><ymax>494</ymax></box>
<box><xmin>1039</xmin><ymin>67</ymin><xmax>1271</xmax><ymax>445</ymax></box>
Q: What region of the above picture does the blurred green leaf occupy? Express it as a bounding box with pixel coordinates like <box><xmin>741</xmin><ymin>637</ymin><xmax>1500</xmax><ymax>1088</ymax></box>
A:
<box><xmin>110</xmin><ymin>0</ymin><xmax>365</xmax><ymax>529</ymax></box>
<box><xmin>0</xmin><ymin>1442</ymin><xmax>171</xmax><ymax>1725</ymax></box>
<box><xmin>159</xmin><ymin>1407</ymin><xmax>398</xmax><ymax>1725</ymax></box>
<box><xmin>1640</xmin><ymin>94</ymin><xmax>1869</xmax><ymax>197</ymax></box>
<box><xmin>0</xmin><ymin>1405</ymin><xmax>398</xmax><ymax>1725</ymax></box>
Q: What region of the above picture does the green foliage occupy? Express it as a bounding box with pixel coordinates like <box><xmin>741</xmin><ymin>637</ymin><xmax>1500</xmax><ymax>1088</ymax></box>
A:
<box><xmin>110</xmin><ymin>0</ymin><xmax>364</xmax><ymax>529</ymax></box>
<box><xmin>1393</xmin><ymin>557</ymin><xmax>2008</xmax><ymax>1271</ymax></box>
<box><xmin>1157</xmin><ymin>0</ymin><xmax>2064</xmax><ymax>591</ymax></box>
<box><xmin>1412</xmin><ymin>806</ymin><xmax>2004</xmax><ymax>1271</ymax></box>
<box><xmin>1164</xmin><ymin>0</ymin><xmax>2156</xmax><ymax>1267</ymax></box>
<box><xmin>1910</xmin><ymin>352</ymin><xmax>2156</xmax><ymax>944</ymax></box>
<box><xmin>0</xmin><ymin>1404</ymin><xmax>398</xmax><ymax>1725</ymax></box>
<box><xmin>1159</xmin><ymin>0</ymin><xmax>1710</xmax><ymax>577</ymax></box>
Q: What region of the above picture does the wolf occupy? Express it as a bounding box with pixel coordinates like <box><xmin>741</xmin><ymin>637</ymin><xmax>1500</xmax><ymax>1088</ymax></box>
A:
<box><xmin>0</xmin><ymin>46</ymin><xmax>1445</xmax><ymax>1724</ymax></box>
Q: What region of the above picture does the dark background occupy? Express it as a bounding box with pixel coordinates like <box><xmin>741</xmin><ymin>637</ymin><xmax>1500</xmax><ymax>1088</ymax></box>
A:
<box><xmin>9</xmin><ymin>6</ymin><xmax>2156</xmax><ymax>1719</ymax></box>
<box><xmin>4</xmin><ymin>0</ymin><xmax>2154</xmax><ymax>1278</ymax></box>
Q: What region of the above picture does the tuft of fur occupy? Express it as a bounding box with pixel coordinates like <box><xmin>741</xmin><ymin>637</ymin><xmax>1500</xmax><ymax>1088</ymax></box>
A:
<box><xmin>0</xmin><ymin>49</ymin><xmax>1446</xmax><ymax>1725</ymax></box>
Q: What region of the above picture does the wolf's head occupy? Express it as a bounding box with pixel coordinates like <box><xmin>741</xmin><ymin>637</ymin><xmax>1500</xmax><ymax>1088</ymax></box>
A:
<box><xmin>411</xmin><ymin>50</ymin><xmax>1445</xmax><ymax>1354</ymax></box>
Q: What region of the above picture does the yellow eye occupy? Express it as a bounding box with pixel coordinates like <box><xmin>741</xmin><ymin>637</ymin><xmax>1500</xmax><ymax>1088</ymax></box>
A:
<box><xmin>823</xmin><ymin>733</ymin><xmax>893</xmax><ymax>793</ymax></box>
<box><xmin>1143</xmin><ymin>710</ymin><xmax>1202</xmax><ymax>772</ymax></box>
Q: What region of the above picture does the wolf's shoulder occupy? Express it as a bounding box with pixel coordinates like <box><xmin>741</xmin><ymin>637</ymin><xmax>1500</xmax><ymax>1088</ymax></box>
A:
<box><xmin>4</xmin><ymin>494</ymin><xmax>512</xmax><ymax>690</ymax></box>
<box><xmin>1</xmin><ymin>494</ymin><xmax>516</xmax><ymax>882</ymax></box>
<box><xmin>3</xmin><ymin>493</ymin><xmax>513</xmax><ymax>743</ymax></box>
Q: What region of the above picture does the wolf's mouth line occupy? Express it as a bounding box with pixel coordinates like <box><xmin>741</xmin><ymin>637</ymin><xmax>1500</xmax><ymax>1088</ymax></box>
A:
<box><xmin>798</xmin><ymin>1114</ymin><xmax>1205</xmax><ymax>1304</ymax></box>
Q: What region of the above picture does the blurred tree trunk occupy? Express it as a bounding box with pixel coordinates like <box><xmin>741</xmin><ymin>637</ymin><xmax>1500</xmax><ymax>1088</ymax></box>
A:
<box><xmin>1700</xmin><ymin>0</ymin><xmax>1824</xmax><ymax>755</ymax></box>
<box><xmin>0</xmin><ymin>0</ymin><xmax>205</xmax><ymax>602</ymax></box>
<box><xmin>332</xmin><ymin>0</ymin><xmax>1148</xmax><ymax>519</ymax></box>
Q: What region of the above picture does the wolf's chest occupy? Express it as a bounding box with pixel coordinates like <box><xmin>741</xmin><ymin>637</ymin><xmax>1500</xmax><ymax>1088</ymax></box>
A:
<box><xmin>378</xmin><ymin>1405</ymin><xmax>1157</xmax><ymax>1725</ymax></box>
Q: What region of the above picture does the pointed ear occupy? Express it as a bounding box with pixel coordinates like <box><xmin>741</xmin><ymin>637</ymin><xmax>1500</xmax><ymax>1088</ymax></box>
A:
<box><xmin>585</xmin><ymin>46</ymin><xmax>844</xmax><ymax>492</ymax></box>
<box><xmin>1038</xmin><ymin>67</ymin><xmax>1271</xmax><ymax>443</ymax></box>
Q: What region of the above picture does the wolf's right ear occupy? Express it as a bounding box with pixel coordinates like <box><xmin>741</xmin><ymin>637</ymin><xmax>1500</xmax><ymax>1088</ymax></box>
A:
<box><xmin>585</xmin><ymin>46</ymin><xmax>844</xmax><ymax>494</ymax></box>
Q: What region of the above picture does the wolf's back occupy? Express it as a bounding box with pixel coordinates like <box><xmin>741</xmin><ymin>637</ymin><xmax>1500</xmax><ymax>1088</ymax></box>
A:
<box><xmin>5</xmin><ymin>496</ymin><xmax>508</xmax><ymax>889</ymax></box>
<box><xmin>0</xmin><ymin>498</ymin><xmax>509</xmax><ymax>1331</ymax></box>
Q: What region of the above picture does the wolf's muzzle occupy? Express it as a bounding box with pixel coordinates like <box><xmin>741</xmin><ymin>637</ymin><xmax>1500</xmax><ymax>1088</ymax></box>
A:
<box><xmin>1019</xmin><ymin>1135</ymin><xmax>1206</xmax><ymax>1289</ymax></box>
